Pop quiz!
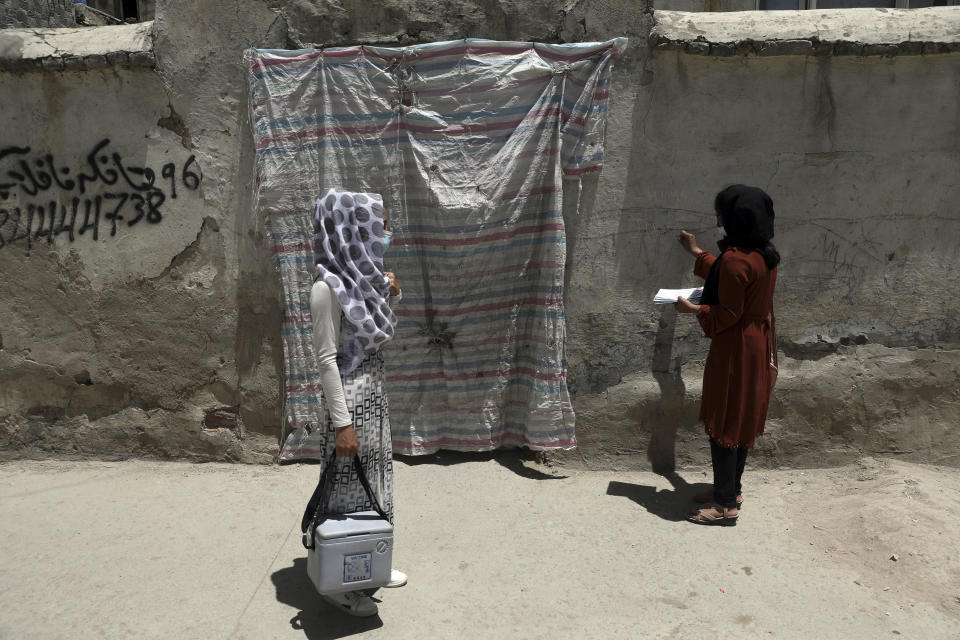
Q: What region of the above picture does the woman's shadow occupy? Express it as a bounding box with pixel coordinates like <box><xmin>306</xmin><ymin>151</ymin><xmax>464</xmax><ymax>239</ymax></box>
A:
<box><xmin>607</xmin><ymin>473</ymin><xmax>711</xmax><ymax>522</ymax></box>
<box><xmin>271</xmin><ymin>558</ymin><xmax>384</xmax><ymax>640</ymax></box>
<box><xmin>606</xmin><ymin>305</ymin><xmax>710</xmax><ymax>521</ymax></box>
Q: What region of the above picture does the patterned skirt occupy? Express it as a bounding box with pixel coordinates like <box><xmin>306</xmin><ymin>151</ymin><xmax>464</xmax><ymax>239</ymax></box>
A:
<box><xmin>321</xmin><ymin>349</ymin><xmax>395</xmax><ymax>523</ymax></box>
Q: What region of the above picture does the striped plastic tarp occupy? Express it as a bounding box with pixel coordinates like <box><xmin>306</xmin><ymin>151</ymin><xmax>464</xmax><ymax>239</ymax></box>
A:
<box><xmin>246</xmin><ymin>38</ymin><xmax>626</xmax><ymax>459</ymax></box>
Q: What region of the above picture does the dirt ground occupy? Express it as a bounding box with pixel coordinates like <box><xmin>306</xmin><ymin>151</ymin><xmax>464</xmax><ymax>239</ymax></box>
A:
<box><xmin>0</xmin><ymin>454</ymin><xmax>958</xmax><ymax>639</ymax></box>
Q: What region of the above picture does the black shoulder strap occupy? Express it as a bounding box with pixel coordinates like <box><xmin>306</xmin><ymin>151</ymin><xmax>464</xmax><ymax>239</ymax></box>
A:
<box><xmin>301</xmin><ymin>451</ymin><xmax>337</xmax><ymax>538</ymax></box>
<box><xmin>770</xmin><ymin>309</ymin><xmax>778</xmax><ymax>368</ymax></box>
<box><xmin>352</xmin><ymin>455</ymin><xmax>389</xmax><ymax>522</ymax></box>
<box><xmin>301</xmin><ymin>452</ymin><xmax>390</xmax><ymax>549</ymax></box>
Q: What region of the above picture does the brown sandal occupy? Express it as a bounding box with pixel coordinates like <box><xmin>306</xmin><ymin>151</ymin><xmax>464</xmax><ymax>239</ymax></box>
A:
<box><xmin>693</xmin><ymin>490</ymin><xmax>743</xmax><ymax>508</ymax></box>
<box><xmin>687</xmin><ymin>503</ymin><xmax>739</xmax><ymax>526</ymax></box>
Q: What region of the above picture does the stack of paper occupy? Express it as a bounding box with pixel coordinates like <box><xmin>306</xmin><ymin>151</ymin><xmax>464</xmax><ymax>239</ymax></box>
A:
<box><xmin>653</xmin><ymin>287</ymin><xmax>703</xmax><ymax>304</ymax></box>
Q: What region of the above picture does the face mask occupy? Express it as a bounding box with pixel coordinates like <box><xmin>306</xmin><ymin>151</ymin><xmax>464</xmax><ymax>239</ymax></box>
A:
<box><xmin>383</xmin><ymin>230</ymin><xmax>393</xmax><ymax>251</ymax></box>
<box><xmin>717</xmin><ymin>225</ymin><xmax>726</xmax><ymax>237</ymax></box>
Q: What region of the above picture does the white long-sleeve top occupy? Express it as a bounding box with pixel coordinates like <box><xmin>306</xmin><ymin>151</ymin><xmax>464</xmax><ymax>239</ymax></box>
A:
<box><xmin>310</xmin><ymin>280</ymin><xmax>352</xmax><ymax>429</ymax></box>
<box><xmin>310</xmin><ymin>280</ymin><xmax>400</xmax><ymax>430</ymax></box>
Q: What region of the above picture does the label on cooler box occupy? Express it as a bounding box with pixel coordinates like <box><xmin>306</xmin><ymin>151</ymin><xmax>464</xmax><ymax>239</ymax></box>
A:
<box><xmin>343</xmin><ymin>553</ymin><xmax>372</xmax><ymax>583</ymax></box>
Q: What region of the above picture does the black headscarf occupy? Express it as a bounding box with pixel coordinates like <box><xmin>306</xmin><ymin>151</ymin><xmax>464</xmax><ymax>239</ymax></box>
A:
<box><xmin>700</xmin><ymin>185</ymin><xmax>780</xmax><ymax>306</ymax></box>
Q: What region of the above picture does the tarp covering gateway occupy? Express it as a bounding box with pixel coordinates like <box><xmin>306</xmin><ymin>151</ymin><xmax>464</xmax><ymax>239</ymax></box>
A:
<box><xmin>246</xmin><ymin>38</ymin><xmax>625</xmax><ymax>460</ymax></box>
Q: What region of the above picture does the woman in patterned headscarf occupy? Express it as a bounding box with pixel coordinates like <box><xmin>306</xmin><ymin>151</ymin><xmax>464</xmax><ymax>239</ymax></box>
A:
<box><xmin>309</xmin><ymin>188</ymin><xmax>405</xmax><ymax>616</ymax></box>
<box><xmin>676</xmin><ymin>185</ymin><xmax>780</xmax><ymax>527</ymax></box>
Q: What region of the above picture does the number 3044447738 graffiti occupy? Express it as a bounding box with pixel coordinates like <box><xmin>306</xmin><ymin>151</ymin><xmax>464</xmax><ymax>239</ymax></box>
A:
<box><xmin>0</xmin><ymin>138</ymin><xmax>202</xmax><ymax>251</ymax></box>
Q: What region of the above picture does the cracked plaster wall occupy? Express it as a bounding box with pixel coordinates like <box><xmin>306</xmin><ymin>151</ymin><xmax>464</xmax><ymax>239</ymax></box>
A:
<box><xmin>0</xmin><ymin>65</ymin><xmax>271</xmax><ymax>462</ymax></box>
<box><xmin>1</xmin><ymin>1</ymin><xmax>958</xmax><ymax>469</ymax></box>
<box><xmin>563</xmin><ymin>9</ymin><xmax>960</xmax><ymax>470</ymax></box>
<box><xmin>0</xmin><ymin>0</ymin><xmax>75</xmax><ymax>29</ymax></box>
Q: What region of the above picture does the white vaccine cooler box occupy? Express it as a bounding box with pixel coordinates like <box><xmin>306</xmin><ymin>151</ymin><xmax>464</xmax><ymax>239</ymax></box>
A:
<box><xmin>301</xmin><ymin>454</ymin><xmax>393</xmax><ymax>595</ymax></box>
<box><xmin>306</xmin><ymin>511</ymin><xmax>393</xmax><ymax>594</ymax></box>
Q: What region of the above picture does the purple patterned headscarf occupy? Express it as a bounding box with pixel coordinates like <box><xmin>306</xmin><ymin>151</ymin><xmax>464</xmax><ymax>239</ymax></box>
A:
<box><xmin>313</xmin><ymin>188</ymin><xmax>397</xmax><ymax>374</ymax></box>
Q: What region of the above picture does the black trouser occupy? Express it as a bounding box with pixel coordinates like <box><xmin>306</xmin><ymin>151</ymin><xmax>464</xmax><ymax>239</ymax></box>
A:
<box><xmin>710</xmin><ymin>437</ymin><xmax>748</xmax><ymax>508</ymax></box>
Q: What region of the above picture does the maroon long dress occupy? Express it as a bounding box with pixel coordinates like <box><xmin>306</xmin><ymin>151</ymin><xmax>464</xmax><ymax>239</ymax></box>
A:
<box><xmin>694</xmin><ymin>248</ymin><xmax>777</xmax><ymax>449</ymax></box>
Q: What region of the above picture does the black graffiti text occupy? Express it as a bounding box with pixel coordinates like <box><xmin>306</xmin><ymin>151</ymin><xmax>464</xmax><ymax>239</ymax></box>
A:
<box><xmin>0</xmin><ymin>139</ymin><xmax>202</xmax><ymax>252</ymax></box>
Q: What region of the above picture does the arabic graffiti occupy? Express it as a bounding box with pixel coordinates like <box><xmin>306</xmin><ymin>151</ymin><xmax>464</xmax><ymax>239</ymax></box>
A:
<box><xmin>0</xmin><ymin>139</ymin><xmax>202</xmax><ymax>251</ymax></box>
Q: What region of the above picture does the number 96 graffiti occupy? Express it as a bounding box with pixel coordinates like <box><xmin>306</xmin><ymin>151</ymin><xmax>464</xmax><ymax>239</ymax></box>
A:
<box><xmin>0</xmin><ymin>139</ymin><xmax>203</xmax><ymax>251</ymax></box>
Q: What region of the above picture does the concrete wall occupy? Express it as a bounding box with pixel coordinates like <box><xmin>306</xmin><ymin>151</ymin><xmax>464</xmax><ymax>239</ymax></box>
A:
<box><xmin>0</xmin><ymin>0</ymin><xmax>75</xmax><ymax>28</ymax></box>
<box><xmin>568</xmin><ymin>8</ymin><xmax>960</xmax><ymax>469</ymax></box>
<box><xmin>1</xmin><ymin>2</ymin><xmax>958</xmax><ymax>468</ymax></box>
<box><xmin>0</xmin><ymin>22</ymin><xmax>268</xmax><ymax>461</ymax></box>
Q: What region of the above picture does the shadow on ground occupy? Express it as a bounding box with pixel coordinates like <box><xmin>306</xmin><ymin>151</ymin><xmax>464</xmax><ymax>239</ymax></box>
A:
<box><xmin>271</xmin><ymin>558</ymin><xmax>384</xmax><ymax>640</ymax></box>
<box><xmin>607</xmin><ymin>473</ymin><xmax>711</xmax><ymax>522</ymax></box>
<box><xmin>395</xmin><ymin>449</ymin><xmax>568</xmax><ymax>480</ymax></box>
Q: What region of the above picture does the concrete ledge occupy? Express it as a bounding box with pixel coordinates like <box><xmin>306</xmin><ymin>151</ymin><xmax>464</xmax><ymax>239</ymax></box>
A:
<box><xmin>0</xmin><ymin>21</ymin><xmax>154</xmax><ymax>72</ymax></box>
<box><xmin>652</xmin><ymin>7</ymin><xmax>960</xmax><ymax>56</ymax></box>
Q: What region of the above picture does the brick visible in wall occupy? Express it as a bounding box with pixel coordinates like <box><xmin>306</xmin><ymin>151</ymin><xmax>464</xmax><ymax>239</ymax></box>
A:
<box><xmin>0</xmin><ymin>0</ymin><xmax>76</xmax><ymax>28</ymax></box>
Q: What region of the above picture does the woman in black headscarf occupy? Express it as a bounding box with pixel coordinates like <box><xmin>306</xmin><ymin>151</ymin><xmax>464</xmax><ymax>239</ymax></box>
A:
<box><xmin>676</xmin><ymin>185</ymin><xmax>780</xmax><ymax>526</ymax></box>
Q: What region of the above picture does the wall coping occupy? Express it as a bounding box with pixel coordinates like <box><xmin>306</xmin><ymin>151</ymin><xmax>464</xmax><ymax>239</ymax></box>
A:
<box><xmin>652</xmin><ymin>7</ymin><xmax>960</xmax><ymax>56</ymax></box>
<box><xmin>0</xmin><ymin>22</ymin><xmax>155</xmax><ymax>71</ymax></box>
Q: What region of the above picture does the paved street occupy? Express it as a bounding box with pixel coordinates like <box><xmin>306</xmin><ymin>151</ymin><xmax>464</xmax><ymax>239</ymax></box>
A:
<box><xmin>1</xmin><ymin>455</ymin><xmax>958</xmax><ymax>639</ymax></box>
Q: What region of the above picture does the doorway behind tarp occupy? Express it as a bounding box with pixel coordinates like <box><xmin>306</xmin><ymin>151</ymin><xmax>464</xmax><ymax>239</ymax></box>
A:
<box><xmin>246</xmin><ymin>38</ymin><xmax>626</xmax><ymax>460</ymax></box>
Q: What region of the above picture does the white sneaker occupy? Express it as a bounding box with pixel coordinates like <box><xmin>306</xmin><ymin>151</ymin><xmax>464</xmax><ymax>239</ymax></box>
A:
<box><xmin>384</xmin><ymin>569</ymin><xmax>408</xmax><ymax>588</ymax></box>
<box><xmin>322</xmin><ymin>591</ymin><xmax>378</xmax><ymax>617</ymax></box>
